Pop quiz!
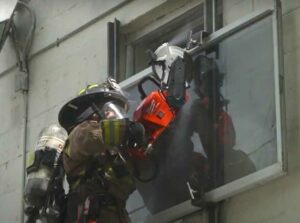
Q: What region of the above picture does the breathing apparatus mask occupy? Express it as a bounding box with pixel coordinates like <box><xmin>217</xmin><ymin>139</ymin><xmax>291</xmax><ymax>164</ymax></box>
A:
<box><xmin>99</xmin><ymin>101</ymin><xmax>127</xmax><ymax>120</ymax></box>
<box><xmin>58</xmin><ymin>78</ymin><xmax>129</xmax><ymax>133</ymax></box>
<box><xmin>76</xmin><ymin>100</ymin><xmax>128</xmax><ymax>124</ymax></box>
<box><xmin>99</xmin><ymin>101</ymin><xmax>146</xmax><ymax>149</ymax></box>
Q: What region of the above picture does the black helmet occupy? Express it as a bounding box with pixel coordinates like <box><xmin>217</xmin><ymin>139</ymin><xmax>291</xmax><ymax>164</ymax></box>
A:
<box><xmin>58</xmin><ymin>78</ymin><xmax>128</xmax><ymax>132</ymax></box>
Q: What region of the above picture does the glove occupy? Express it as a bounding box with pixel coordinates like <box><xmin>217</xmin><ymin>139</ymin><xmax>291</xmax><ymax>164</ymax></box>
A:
<box><xmin>100</xmin><ymin>119</ymin><xmax>146</xmax><ymax>148</ymax></box>
<box><xmin>100</xmin><ymin>118</ymin><xmax>129</xmax><ymax>147</ymax></box>
<box><xmin>127</xmin><ymin>121</ymin><xmax>145</xmax><ymax>148</ymax></box>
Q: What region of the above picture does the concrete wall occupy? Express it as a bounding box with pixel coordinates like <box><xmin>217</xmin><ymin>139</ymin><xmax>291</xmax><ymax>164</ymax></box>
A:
<box><xmin>0</xmin><ymin>0</ymin><xmax>300</xmax><ymax>222</ymax></box>
<box><xmin>0</xmin><ymin>57</ymin><xmax>27</xmax><ymax>222</ymax></box>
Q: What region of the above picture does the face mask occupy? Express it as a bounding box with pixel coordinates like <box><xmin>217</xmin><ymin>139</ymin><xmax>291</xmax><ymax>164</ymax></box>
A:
<box><xmin>100</xmin><ymin>102</ymin><xmax>127</xmax><ymax>120</ymax></box>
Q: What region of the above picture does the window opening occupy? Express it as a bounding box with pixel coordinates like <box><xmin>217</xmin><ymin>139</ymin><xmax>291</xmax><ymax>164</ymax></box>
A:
<box><xmin>120</xmin><ymin>4</ymin><xmax>205</xmax><ymax>80</ymax></box>
<box><xmin>121</xmin><ymin>5</ymin><xmax>284</xmax><ymax>223</ymax></box>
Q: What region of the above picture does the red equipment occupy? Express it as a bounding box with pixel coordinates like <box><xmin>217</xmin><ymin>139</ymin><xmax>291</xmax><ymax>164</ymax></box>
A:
<box><xmin>134</xmin><ymin>88</ymin><xmax>177</xmax><ymax>146</ymax></box>
<box><xmin>130</xmin><ymin>48</ymin><xmax>192</xmax><ymax>159</ymax></box>
<box><xmin>130</xmin><ymin>77</ymin><xmax>183</xmax><ymax>160</ymax></box>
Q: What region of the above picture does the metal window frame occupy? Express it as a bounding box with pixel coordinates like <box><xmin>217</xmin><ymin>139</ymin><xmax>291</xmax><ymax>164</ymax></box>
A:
<box><xmin>107</xmin><ymin>19</ymin><xmax>121</xmax><ymax>80</ymax></box>
<box><xmin>121</xmin><ymin>0</ymin><xmax>223</xmax><ymax>80</ymax></box>
<box><xmin>120</xmin><ymin>3</ymin><xmax>285</xmax><ymax>222</ymax></box>
<box><xmin>122</xmin><ymin>1</ymin><xmax>205</xmax><ymax>79</ymax></box>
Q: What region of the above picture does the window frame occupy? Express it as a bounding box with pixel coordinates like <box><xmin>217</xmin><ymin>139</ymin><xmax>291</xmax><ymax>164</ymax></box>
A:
<box><xmin>119</xmin><ymin>4</ymin><xmax>285</xmax><ymax>223</ymax></box>
<box><xmin>119</xmin><ymin>0</ymin><xmax>205</xmax><ymax>80</ymax></box>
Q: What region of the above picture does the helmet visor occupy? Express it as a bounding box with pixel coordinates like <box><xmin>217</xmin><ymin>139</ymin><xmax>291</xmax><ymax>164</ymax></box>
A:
<box><xmin>100</xmin><ymin>102</ymin><xmax>127</xmax><ymax>120</ymax></box>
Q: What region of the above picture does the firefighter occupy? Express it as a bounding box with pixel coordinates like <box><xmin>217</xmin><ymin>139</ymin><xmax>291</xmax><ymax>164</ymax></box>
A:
<box><xmin>190</xmin><ymin>55</ymin><xmax>255</xmax><ymax>193</ymax></box>
<box><xmin>191</xmin><ymin>55</ymin><xmax>228</xmax><ymax>189</ymax></box>
<box><xmin>58</xmin><ymin>78</ymin><xmax>145</xmax><ymax>223</ymax></box>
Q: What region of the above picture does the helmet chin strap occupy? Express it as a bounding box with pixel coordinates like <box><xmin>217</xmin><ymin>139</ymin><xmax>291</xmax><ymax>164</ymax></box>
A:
<box><xmin>91</xmin><ymin>103</ymin><xmax>103</xmax><ymax>119</ymax></box>
<box><xmin>75</xmin><ymin>104</ymin><xmax>103</xmax><ymax>125</ymax></box>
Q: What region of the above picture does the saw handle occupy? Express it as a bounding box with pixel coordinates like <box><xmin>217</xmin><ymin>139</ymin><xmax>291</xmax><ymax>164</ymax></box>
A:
<box><xmin>137</xmin><ymin>76</ymin><xmax>161</xmax><ymax>100</ymax></box>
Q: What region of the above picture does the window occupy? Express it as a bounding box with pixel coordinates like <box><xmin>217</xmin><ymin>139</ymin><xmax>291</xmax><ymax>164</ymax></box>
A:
<box><xmin>120</xmin><ymin>4</ymin><xmax>284</xmax><ymax>223</ymax></box>
<box><xmin>119</xmin><ymin>2</ymin><xmax>205</xmax><ymax>80</ymax></box>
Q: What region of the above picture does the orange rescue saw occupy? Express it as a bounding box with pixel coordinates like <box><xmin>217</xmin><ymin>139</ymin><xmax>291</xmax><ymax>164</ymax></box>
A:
<box><xmin>130</xmin><ymin>45</ymin><xmax>192</xmax><ymax>159</ymax></box>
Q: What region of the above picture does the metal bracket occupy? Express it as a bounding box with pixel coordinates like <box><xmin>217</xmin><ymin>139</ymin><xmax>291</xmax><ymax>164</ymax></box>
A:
<box><xmin>186</xmin><ymin>181</ymin><xmax>206</xmax><ymax>208</ymax></box>
<box><xmin>199</xmin><ymin>30</ymin><xmax>210</xmax><ymax>46</ymax></box>
<box><xmin>15</xmin><ymin>71</ymin><xmax>28</xmax><ymax>92</ymax></box>
<box><xmin>186</xmin><ymin>30</ymin><xmax>210</xmax><ymax>50</ymax></box>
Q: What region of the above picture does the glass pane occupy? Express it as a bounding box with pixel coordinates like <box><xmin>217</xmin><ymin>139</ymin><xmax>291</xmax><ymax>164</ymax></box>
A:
<box><xmin>128</xmin><ymin>4</ymin><xmax>204</xmax><ymax>75</ymax></box>
<box><xmin>197</xmin><ymin>15</ymin><xmax>275</xmax><ymax>186</ymax></box>
<box><xmin>125</xmin><ymin>15</ymin><xmax>276</xmax><ymax>221</ymax></box>
<box><xmin>0</xmin><ymin>21</ymin><xmax>8</xmax><ymax>50</ymax></box>
<box><xmin>0</xmin><ymin>22</ymin><xmax>5</xmax><ymax>35</ymax></box>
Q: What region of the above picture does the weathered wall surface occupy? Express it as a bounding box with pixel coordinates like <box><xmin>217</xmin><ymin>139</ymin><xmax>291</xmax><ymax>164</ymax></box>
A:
<box><xmin>0</xmin><ymin>62</ymin><xmax>26</xmax><ymax>222</ymax></box>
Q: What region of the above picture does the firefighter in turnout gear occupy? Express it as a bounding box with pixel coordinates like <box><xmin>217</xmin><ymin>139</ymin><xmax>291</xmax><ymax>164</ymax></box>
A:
<box><xmin>58</xmin><ymin>78</ymin><xmax>145</xmax><ymax>223</ymax></box>
<box><xmin>187</xmin><ymin>55</ymin><xmax>255</xmax><ymax>203</ymax></box>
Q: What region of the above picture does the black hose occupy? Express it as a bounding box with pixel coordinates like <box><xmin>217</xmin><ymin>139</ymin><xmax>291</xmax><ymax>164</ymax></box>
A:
<box><xmin>137</xmin><ymin>75</ymin><xmax>161</xmax><ymax>100</ymax></box>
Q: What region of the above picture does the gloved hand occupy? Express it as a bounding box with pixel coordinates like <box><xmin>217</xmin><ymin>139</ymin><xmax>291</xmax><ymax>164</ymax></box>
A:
<box><xmin>100</xmin><ymin>119</ymin><xmax>145</xmax><ymax>149</ymax></box>
<box><xmin>100</xmin><ymin>118</ymin><xmax>130</xmax><ymax>147</ymax></box>
<box><xmin>126</xmin><ymin>121</ymin><xmax>146</xmax><ymax>148</ymax></box>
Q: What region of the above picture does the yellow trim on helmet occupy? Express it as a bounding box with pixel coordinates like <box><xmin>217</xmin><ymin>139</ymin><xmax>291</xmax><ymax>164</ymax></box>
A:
<box><xmin>87</xmin><ymin>84</ymin><xmax>99</xmax><ymax>90</ymax></box>
<box><xmin>78</xmin><ymin>84</ymin><xmax>99</xmax><ymax>95</ymax></box>
<box><xmin>78</xmin><ymin>88</ymin><xmax>86</xmax><ymax>95</ymax></box>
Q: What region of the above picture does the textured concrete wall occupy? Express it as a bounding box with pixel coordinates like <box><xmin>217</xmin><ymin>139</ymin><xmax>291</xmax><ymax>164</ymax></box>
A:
<box><xmin>0</xmin><ymin>65</ymin><xmax>27</xmax><ymax>222</ymax></box>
